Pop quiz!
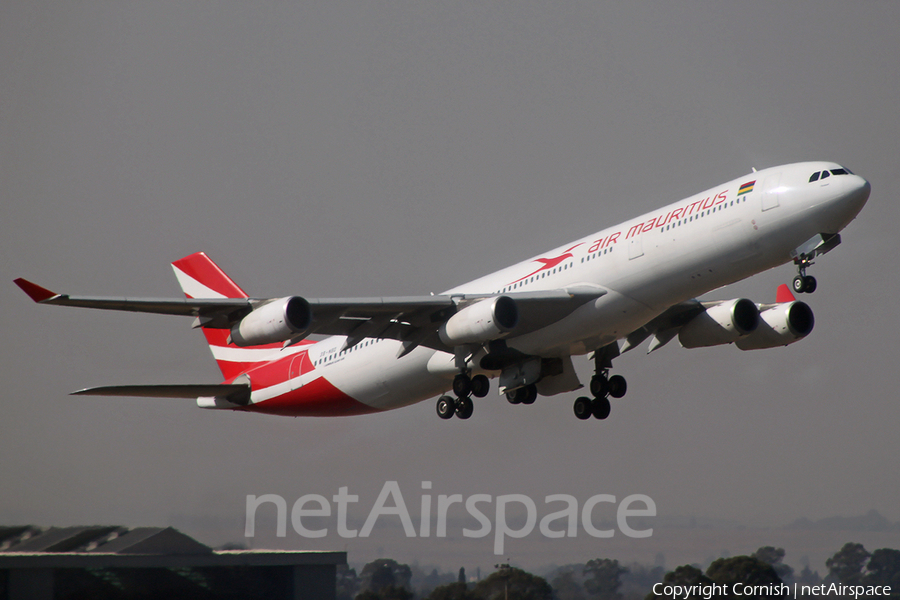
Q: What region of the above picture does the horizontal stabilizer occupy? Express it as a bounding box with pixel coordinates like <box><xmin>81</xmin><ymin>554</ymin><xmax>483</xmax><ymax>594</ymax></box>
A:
<box><xmin>71</xmin><ymin>384</ymin><xmax>250</xmax><ymax>404</ymax></box>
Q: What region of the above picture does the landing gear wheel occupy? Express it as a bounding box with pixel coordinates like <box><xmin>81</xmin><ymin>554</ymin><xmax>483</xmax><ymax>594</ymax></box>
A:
<box><xmin>590</xmin><ymin>375</ymin><xmax>609</xmax><ymax>398</ymax></box>
<box><xmin>608</xmin><ymin>375</ymin><xmax>627</xmax><ymax>399</ymax></box>
<box><xmin>470</xmin><ymin>374</ymin><xmax>490</xmax><ymax>398</ymax></box>
<box><xmin>436</xmin><ymin>396</ymin><xmax>456</xmax><ymax>419</ymax></box>
<box><xmin>452</xmin><ymin>374</ymin><xmax>472</xmax><ymax>398</ymax></box>
<box><xmin>506</xmin><ymin>385</ymin><xmax>537</xmax><ymax>405</ymax></box>
<box><xmin>792</xmin><ymin>275</ymin><xmax>806</xmax><ymax>294</ymax></box>
<box><xmin>573</xmin><ymin>397</ymin><xmax>592</xmax><ymax>420</ymax></box>
<box><xmin>521</xmin><ymin>384</ymin><xmax>537</xmax><ymax>405</ymax></box>
<box><xmin>456</xmin><ymin>396</ymin><xmax>474</xmax><ymax>419</ymax></box>
<box><xmin>591</xmin><ymin>396</ymin><xmax>611</xmax><ymax>420</ymax></box>
<box><xmin>803</xmin><ymin>275</ymin><xmax>817</xmax><ymax>293</ymax></box>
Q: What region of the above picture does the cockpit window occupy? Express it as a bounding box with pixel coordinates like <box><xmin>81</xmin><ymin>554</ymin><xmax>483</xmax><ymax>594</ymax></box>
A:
<box><xmin>810</xmin><ymin>167</ymin><xmax>853</xmax><ymax>182</ymax></box>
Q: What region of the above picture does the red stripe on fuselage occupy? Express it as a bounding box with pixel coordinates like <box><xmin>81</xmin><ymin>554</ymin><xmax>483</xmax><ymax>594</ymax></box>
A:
<box><xmin>202</xmin><ymin>327</ymin><xmax>315</xmax><ymax>380</ymax></box>
<box><xmin>229</xmin><ymin>349</ymin><xmax>380</xmax><ymax>417</ymax></box>
<box><xmin>244</xmin><ymin>376</ymin><xmax>381</xmax><ymax>417</ymax></box>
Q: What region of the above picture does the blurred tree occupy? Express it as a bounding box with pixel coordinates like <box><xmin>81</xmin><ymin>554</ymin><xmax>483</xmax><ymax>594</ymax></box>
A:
<box><xmin>866</xmin><ymin>548</ymin><xmax>900</xmax><ymax>593</ymax></box>
<box><xmin>706</xmin><ymin>556</ymin><xmax>786</xmax><ymax>597</ymax></box>
<box><xmin>551</xmin><ymin>570</ymin><xmax>587</xmax><ymax>600</ymax></box>
<box><xmin>583</xmin><ymin>558</ymin><xmax>627</xmax><ymax>600</ymax></box>
<box><xmin>419</xmin><ymin>567</ymin><xmax>458</xmax><ymax>596</ymax></box>
<box><xmin>425</xmin><ymin>581</ymin><xmax>477</xmax><ymax>600</ymax></box>
<box><xmin>472</xmin><ymin>566</ymin><xmax>553</xmax><ymax>600</ymax></box>
<box><xmin>336</xmin><ymin>564</ymin><xmax>359</xmax><ymax>600</ymax></box>
<box><xmin>357</xmin><ymin>588</ymin><xmax>414</xmax><ymax>600</ymax></box>
<box><xmin>751</xmin><ymin>547</ymin><xmax>794</xmax><ymax>582</ymax></box>
<box><xmin>359</xmin><ymin>558</ymin><xmax>414</xmax><ymax>595</ymax></box>
<box><xmin>795</xmin><ymin>565</ymin><xmax>821</xmax><ymax>587</ymax></box>
<box><xmin>826</xmin><ymin>543</ymin><xmax>870</xmax><ymax>585</ymax></box>
<box><xmin>620</xmin><ymin>562</ymin><xmax>665</xmax><ymax>598</ymax></box>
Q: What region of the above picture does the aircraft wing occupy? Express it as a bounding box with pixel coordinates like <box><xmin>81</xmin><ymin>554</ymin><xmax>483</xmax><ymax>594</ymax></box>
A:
<box><xmin>15</xmin><ymin>277</ymin><xmax>605</xmax><ymax>353</ymax></box>
<box><xmin>618</xmin><ymin>299</ymin><xmax>729</xmax><ymax>354</ymax></box>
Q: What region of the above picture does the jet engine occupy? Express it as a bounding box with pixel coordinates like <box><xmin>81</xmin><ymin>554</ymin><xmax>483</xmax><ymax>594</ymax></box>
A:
<box><xmin>735</xmin><ymin>301</ymin><xmax>814</xmax><ymax>350</ymax></box>
<box><xmin>678</xmin><ymin>298</ymin><xmax>759</xmax><ymax>348</ymax></box>
<box><xmin>230</xmin><ymin>296</ymin><xmax>312</xmax><ymax>347</ymax></box>
<box><xmin>439</xmin><ymin>296</ymin><xmax>519</xmax><ymax>346</ymax></box>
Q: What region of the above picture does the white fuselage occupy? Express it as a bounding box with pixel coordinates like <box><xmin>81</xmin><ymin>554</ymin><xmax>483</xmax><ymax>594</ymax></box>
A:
<box><xmin>268</xmin><ymin>161</ymin><xmax>869</xmax><ymax>411</ymax></box>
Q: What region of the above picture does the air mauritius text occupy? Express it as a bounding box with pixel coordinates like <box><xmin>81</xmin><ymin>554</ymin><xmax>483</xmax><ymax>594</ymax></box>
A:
<box><xmin>245</xmin><ymin>481</ymin><xmax>655</xmax><ymax>554</ymax></box>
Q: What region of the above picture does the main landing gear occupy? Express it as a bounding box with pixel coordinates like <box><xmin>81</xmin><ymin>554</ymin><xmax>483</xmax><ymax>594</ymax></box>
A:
<box><xmin>573</xmin><ymin>372</ymin><xmax>627</xmax><ymax>420</ymax></box>
<box><xmin>792</xmin><ymin>256</ymin><xmax>817</xmax><ymax>294</ymax></box>
<box><xmin>505</xmin><ymin>384</ymin><xmax>537</xmax><ymax>405</ymax></box>
<box><xmin>436</xmin><ymin>372</ymin><xmax>489</xmax><ymax>420</ymax></box>
<box><xmin>575</xmin><ymin>345</ymin><xmax>627</xmax><ymax>420</ymax></box>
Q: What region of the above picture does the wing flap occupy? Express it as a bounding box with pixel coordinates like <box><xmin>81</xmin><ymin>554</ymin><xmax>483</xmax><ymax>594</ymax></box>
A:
<box><xmin>619</xmin><ymin>300</ymin><xmax>706</xmax><ymax>354</ymax></box>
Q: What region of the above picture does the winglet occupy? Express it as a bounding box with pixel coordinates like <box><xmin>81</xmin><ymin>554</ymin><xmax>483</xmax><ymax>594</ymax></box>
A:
<box><xmin>14</xmin><ymin>278</ymin><xmax>58</xmax><ymax>303</ymax></box>
<box><xmin>776</xmin><ymin>284</ymin><xmax>796</xmax><ymax>304</ymax></box>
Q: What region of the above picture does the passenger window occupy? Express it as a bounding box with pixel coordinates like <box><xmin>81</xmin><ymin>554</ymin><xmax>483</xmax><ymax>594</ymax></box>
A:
<box><xmin>821</xmin><ymin>170</ymin><xmax>831</xmax><ymax>179</ymax></box>
<box><xmin>809</xmin><ymin>172</ymin><xmax>820</xmax><ymax>182</ymax></box>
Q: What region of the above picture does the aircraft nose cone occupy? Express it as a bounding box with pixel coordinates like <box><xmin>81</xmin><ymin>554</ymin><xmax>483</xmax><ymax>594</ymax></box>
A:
<box><xmin>857</xmin><ymin>176</ymin><xmax>871</xmax><ymax>200</ymax></box>
<box><xmin>848</xmin><ymin>175</ymin><xmax>871</xmax><ymax>211</ymax></box>
<box><xmin>831</xmin><ymin>174</ymin><xmax>870</xmax><ymax>229</ymax></box>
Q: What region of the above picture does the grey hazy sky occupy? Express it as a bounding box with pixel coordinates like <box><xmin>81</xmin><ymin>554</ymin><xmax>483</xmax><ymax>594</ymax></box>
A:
<box><xmin>3</xmin><ymin>1</ymin><xmax>899</xmax><ymax>572</ymax></box>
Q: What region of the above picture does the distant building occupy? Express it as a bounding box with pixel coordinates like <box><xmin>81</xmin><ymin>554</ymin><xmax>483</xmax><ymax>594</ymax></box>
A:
<box><xmin>0</xmin><ymin>525</ymin><xmax>345</xmax><ymax>600</ymax></box>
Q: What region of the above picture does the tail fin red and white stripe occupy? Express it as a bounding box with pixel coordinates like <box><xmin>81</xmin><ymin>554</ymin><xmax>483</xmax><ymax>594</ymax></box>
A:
<box><xmin>171</xmin><ymin>253</ymin><xmax>307</xmax><ymax>380</ymax></box>
<box><xmin>171</xmin><ymin>252</ymin><xmax>249</xmax><ymax>301</ymax></box>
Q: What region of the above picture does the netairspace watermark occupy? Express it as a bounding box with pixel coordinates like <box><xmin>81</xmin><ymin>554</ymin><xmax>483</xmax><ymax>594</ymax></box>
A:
<box><xmin>245</xmin><ymin>481</ymin><xmax>655</xmax><ymax>555</ymax></box>
<box><xmin>651</xmin><ymin>582</ymin><xmax>893</xmax><ymax>599</ymax></box>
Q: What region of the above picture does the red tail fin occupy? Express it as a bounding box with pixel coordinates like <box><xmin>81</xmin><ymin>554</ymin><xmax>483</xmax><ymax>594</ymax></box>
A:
<box><xmin>776</xmin><ymin>284</ymin><xmax>796</xmax><ymax>304</ymax></box>
<box><xmin>171</xmin><ymin>252</ymin><xmax>248</xmax><ymax>300</ymax></box>
<box><xmin>171</xmin><ymin>253</ymin><xmax>300</xmax><ymax>380</ymax></box>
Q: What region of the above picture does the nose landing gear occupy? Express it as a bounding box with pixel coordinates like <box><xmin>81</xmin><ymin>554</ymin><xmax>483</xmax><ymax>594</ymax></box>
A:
<box><xmin>792</xmin><ymin>273</ymin><xmax>817</xmax><ymax>294</ymax></box>
<box><xmin>791</xmin><ymin>233</ymin><xmax>842</xmax><ymax>294</ymax></box>
<box><xmin>792</xmin><ymin>255</ymin><xmax>817</xmax><ymax>294</ymax></box>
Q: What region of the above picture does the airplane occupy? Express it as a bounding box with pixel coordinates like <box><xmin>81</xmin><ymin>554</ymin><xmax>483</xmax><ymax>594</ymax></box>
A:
<box><xmin>15</xmin><ymin>161</ymin><xmax>870</xmax><ymax>421</ymax></box>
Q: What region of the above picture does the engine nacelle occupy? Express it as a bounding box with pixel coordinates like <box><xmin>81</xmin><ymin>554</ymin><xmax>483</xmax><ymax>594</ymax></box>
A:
<box><xmin>735</xmin><ymin>301</ymin><xmax>814</xmax><ymax>350</ymax></box>
<box><xmin>439</xmin><ymin>296</ymin><xmax>519</xmax><ymax>346</ymax></box>
<box><xmin>678</xmin><ymin>298</ymin><xmax>760</xmax><ymax>348</ymax></box>
<box><xmin>230</xmin><ymin>296</ymin><xmax>312</xmax><ymax>347</ymax></box>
